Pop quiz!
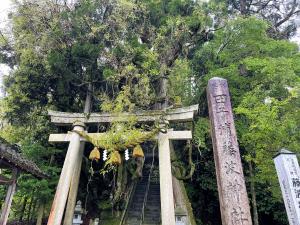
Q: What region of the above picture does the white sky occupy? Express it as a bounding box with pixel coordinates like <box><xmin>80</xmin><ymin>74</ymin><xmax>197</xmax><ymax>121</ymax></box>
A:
<box><xmin>0</xmin><ymin>0</ymin><xmax>13</xmax><ymax>27</ymax></box>
<box><xmin>0</xmin><ymin>0</ymin><xmax>12</xmax><ymax>12</ymax></box>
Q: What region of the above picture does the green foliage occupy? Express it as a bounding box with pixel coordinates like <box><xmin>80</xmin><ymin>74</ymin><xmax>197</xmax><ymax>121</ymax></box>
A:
<box><xmin>168</xmin><ymin>59</ymin><xmax>193</xmax><ymax>105</ymax></box>
<box><xmin>193</xmin><ymin>117</ymin><xmax>210</xmax><ymax>150</ymax></box>
<box><xmin>192</xmin><ymin>16</ymin><xmax>300</xmax><ymax>225</ymax></box>
<box><xmin>236</xmin><ymin>89</ymin><xmax>300</xmax><ymax>199</ymax></box>
<box><xmin>76</xmin><ymin>123</ymin><xmax>159</xmax><ymax>153</ymax></box>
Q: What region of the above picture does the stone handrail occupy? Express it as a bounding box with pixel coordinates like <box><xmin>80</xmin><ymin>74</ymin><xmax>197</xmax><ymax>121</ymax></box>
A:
<box><xmin>119</xmin><ymin>181</ymin><xmax>137</xmax><ymax>225</ymax></box>
<box><xmin>140</xmin><ymin>145</ymin><xmax>156</xmax><ymax>224</ymax></box>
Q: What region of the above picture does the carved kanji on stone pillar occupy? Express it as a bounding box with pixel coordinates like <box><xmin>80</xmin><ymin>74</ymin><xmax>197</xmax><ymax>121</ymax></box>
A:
<box><xmin>207</xmin><ymin>77</ymin><xmax>252</xmax><ymax>225</ymax></box>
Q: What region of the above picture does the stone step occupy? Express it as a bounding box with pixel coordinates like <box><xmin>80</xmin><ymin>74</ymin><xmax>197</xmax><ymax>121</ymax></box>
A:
<box><xmin>132</xmin><ymin>193</ymin><xmax>146</xmax><ymax>198</ymax></box>
<box><xmin>144</xmin><ymin>208</ymin><xmax>160</xmax><ymax>212</ymax></box>
<box><xmin>144</xmin><ymin>219</ymin><xmax>160</xmax><ymax>222</ymax></box>
<box><xmin>144</xmin><ymin>208</ymin><xmax>160</xmax><ymax>213</ymax></box>
<box><xmin>146</xmin><ymin>195</ymin><xmax>160</xmax><ymax>201</ymax></box>
<box><xmin>143</xmin><ymin>219</ymin><xmax>161</xmax><ymax>224</ymax></box>
<box><xmin>143</xmin><ymin>223</ymin><xmax>160</xmax><ymax>225</ymax></box>
<box><xmin>148</xmin><ymin>189</ymin><xmax>160</xmax><ymax>192</ymax></box>
<box><xmin>123</xmin><ymin>159</ymin><xmax>161</xmax><ymax>225</ymax></box>
<box><xmin>144</xmin><ymin>212</ymin><xmax>160</xmax><ymax>216</ymax></box>
<box><xmin>134</xmin><ymin>192</ymin><xmax>147</xmax><ymax>196</ymax></box>
<box><xmin>136</xmin><ymin>184</ymin><xmax>148</xmax><ymax>187</ymax></box>
<box><xmin>123</xmin><ymin>220</ymin><xmax>140</xmax><ymax>225</ymax></box>
<box><xmin>137</xmin><ymin>185</ymin><xmax>148</xmax><ymax>188</ymax></box>
<box><xmin>145</xmin><ymin>201</ymin><xmax>160</xmax><ymax>205</ymax></box>
<box><xmin>127</xmin><ymin>212</ymin><xmax>142</xmax><ymax>217</ymax></box>
<box><xmin>144</xmin><ymin>216</ymin><xmax>161</xmax><ymax>221</ymax></box>
<box><xmin>147</xmin><ymin>193</ymin><xmax>160</xmax><ymax>196</ymax></box>
<box><xmin>135</xmin><ymin>188</ymin><xmax>148</xmax><ymax>191</ymax></box>
<box><xmin>130</xmin><ymin>205</ymin><xmax>143</xmax><ymax>209</ymax></box>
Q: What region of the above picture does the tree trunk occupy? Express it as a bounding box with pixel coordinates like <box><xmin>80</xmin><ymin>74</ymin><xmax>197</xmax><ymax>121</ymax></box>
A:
<box><xmin>19</xmin><ymin>196</ymin><xmax>28</xmax><ymax>222</ymax></box>
<box><xmin>156</xmin><ymin>77</ymin><xmax>168</xmax><ymax>110</ymax></box>
<box><xmin>36</xmin><ymin>203</ymin><xmax>44</xmax><ymax>225</ymax></box>
<box><xmin>27</xmin><ymin>194</ymin><xmax>34</xmax><ymax>224</ymax></box>
<box><xmin>30</xmin><ymin>197</ymin><xmax>38</xmax><ymax>222</ymax></box>
<box><xmin>249</xmin><ymin>161</ymin><xmax>259</xmax><ymax>225</ymax></box>
<box><xmin>113</xmin><ymin>163</ymin><xmax>124</xmax><ymax>210</ymax></box>
<box><xmin>240</xmin><ymin>0</ymin><xmax>247</xmax><ymax>15</ymax></box>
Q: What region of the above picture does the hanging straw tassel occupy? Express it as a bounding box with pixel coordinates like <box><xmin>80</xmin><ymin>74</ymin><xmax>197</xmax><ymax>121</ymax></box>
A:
<box><xmin>110</xmin><ymin>151</ymin><xmax>122</xmax><ymax>165</ymax></box>
<box><xmin>133</xmin><ymin>145</ymin><xmax>144</xmax><ymax>158</ymax></box>
<box><xmin>89</xmin><ymin>147</ymin><xmax>101</xmax><ymax>162</ymax></box>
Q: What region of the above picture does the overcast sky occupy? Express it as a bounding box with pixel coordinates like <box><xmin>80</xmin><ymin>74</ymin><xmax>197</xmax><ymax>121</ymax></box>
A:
<box><xmin>0</xmin><ymin>0</ymin><xmax>13</xmax><ymax>30</ymax></box>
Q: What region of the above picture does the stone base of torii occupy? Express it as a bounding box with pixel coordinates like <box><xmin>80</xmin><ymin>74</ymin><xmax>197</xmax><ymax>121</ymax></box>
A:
<box><xmin>47</xmin><ymin>105</ymin><xmax>198</xmax><ymax>225</ymax></box>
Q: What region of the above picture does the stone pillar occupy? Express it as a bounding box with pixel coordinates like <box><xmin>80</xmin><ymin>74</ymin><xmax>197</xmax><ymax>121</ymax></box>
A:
<box><xmin>63</xmin><ymin>144</ymin><xmax>84</xmax><ymax>225</ymax></box>
<box><xmin>64</xmin><ymin>83</ymin><xmax>92</xmax><ymax>224</ymax></box>
<box><xmin>158</xmin><ymin>131</ymin><xmax>175</xmax><ymax>225</ymax></box>
<box><xmin>274</xmin><ymin>149</ymin><xmax>300</xmax><ymax>225</ymax></box>
<box><xmin>207</xmin><ymin>77</ymin><xmax>252</xmax><ymax>225</ymax></box>
<box><xmin>47</xmin><ymin>122</ymin><xmax>86</xmax><ymax>225</ymax></box>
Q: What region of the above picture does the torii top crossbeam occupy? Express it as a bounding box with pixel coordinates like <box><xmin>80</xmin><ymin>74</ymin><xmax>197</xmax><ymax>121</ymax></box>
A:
<box><xmin>48</xmin><ymin>104</ymin><xmax>199</xmax><ymax>125</ymax></box>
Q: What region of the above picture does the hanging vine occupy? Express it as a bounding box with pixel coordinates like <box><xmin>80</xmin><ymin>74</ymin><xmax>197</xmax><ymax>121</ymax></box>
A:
<box><xmin>172</xmin><ymin>140</ymin><xmax>195</xmax><ymax>180</ymax></box>
<box><xmin>78</xmin><ymin>85</ymin><xmax>170</xmax><ymax>215</ymax></box>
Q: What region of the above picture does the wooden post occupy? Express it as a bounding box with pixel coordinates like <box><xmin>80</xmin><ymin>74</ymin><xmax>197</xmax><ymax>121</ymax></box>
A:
<box><xmin>0</xmin><ymin>168</ymin><xmax>18</xmax><ymax>225</ymax></box>
<box><xmin>158</xmin><ymin>131</ymin><xmax>176</xmax><ymax>225</ymax></box>
<box><xmin>36</xmin><ymin>202</ymin><xmax>45</xmax><ymax>225</ymax></box>
<box><xmin>207</xmin><ymin>77</ymin><xmax>252</xmax><ymax>225</ymax></box>
<box><xmin>47</xmin><ymin>122</ymin><xmax>86</xmax><ymax>225</ymax></box>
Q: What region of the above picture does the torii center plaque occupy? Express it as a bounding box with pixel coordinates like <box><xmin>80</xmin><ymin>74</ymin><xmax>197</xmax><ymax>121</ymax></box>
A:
<box><xmin>207</xmin><ymin>77</ymin><xmax>252</xmax><ymax>225</ymax></box>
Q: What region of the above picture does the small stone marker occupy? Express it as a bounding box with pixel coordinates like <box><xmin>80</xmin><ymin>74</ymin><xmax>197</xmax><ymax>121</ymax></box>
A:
<box><xmin>274</xmin><ymin>149</ymin><xmax>300</xmax><ymax>225</ymax></box>
<box><xmin>72</xmin><ymin>200</ymin><xmax>83</xmax><ymax>225</ymax></box>
<box><xmin>207</xmin><ymin>77</ymin><xmax>252</xmax><ymax>225</ymax></box>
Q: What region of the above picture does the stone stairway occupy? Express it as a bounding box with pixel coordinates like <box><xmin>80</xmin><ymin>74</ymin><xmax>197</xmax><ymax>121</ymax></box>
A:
<box><xmin>123</xmin><ymin>157</ymin><xmax>161</xmax><ymax>225</ymax></box>
<box><xmin>142</xmin><ymin>182</ymin><xmax>161</xmax><ymax>225</ymax></box>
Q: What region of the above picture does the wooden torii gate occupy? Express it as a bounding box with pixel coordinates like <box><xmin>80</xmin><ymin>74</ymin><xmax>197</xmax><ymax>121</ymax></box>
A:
<box><xmin>47</xmin><ymin>104</ymin><xmax>198</xmax><ymax>225</ymax></box>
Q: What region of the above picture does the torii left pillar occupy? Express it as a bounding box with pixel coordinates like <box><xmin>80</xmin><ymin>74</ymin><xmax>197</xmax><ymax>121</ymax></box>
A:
<box><xmin>47</xmin><ymin>122</ymin><xmax>86</xmax><ymax>225</ymax></box>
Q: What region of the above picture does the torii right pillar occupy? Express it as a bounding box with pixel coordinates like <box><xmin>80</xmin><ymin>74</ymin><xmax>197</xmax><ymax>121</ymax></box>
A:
<box><xmin>207</xmin><ymin>77</ymin><xmax>253</xmax><ymax>225</ymax></box>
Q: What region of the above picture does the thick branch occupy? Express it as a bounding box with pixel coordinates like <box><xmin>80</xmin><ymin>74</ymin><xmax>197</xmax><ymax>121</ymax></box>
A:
<box><xmin>275</xmin><ymin>0</ymin><xmax>299</xmax><ymax>27</ymax></box>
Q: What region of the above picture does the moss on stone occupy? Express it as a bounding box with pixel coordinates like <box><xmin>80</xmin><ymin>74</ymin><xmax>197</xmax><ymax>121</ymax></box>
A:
<box><xmin>180</xmin><ymin>180</ymin><xmax>197</xmax><ymax>225</ymax></box>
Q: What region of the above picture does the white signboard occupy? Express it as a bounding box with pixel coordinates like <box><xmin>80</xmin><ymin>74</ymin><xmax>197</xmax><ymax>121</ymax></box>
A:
<box><xmin>274</xmin><ymin>149</ymin><xmax>300</xmax><ymax>225</ymax></box>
